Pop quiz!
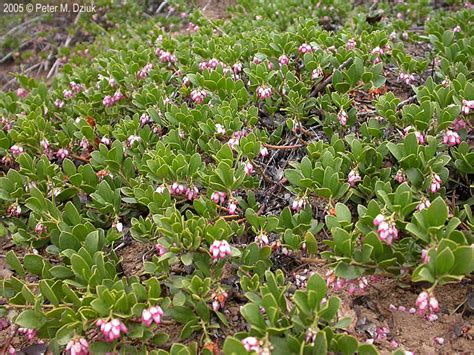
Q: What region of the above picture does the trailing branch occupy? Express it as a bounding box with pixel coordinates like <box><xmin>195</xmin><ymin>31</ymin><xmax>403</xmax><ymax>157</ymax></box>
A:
<box><xmin>309</xmin><ymin>57</ymin><xmax>354</xmax><ymax>97</ymax></box>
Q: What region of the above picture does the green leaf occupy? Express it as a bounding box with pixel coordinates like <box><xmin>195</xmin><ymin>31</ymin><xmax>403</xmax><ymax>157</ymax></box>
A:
<box><xmin>23</xmin><ymin>254</ymin><xmax>44</xmax><ymax>275</ymax></box>
<box><xmin>223</xmin><ymin>337</ymin><xmax>247</xmax><ymax>354</ymax></box>
<box><xmin>39</xmin><ymin>280</ymin><xmax>60</xmax><ymax>306</ymax></box>
<box><xmin>435</xmin><ymin>247</ymin><xmax>455</xmax><ymax>276</ymax></box>
<box><xmin>15</xmin><ymin>310</ymin><xmax>46</xmax><ymax>329</ymax></box>
<box><xmin>313</xmin><ymin>331</ymin><xmax>328</xmax><ymax>355</ymax></box>
<box><xmin>5</xmin><ymin>251</ymin><xmax>25</xmax><ymax>276</ymax></box>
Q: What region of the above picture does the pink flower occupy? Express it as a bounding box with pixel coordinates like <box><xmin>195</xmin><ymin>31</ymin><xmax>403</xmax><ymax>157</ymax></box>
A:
<box><xmin>298</xmin><ymin>43</ymin><xmax>314</xmax><ymax>54</ymax></box>
<box><xmin>259</xmin><ymin>147</ymin><xmax>269</xmax><ymax>158</ymax></box>
<box><xmin>35</xmin><ymin>223</ymin><xmax>46</xmax><ymax>235</ymax></box>
<box><xmin>417</xmin><ymin>198</ymin><xmax>431</xmax><ymax>211</ymax></box>
<box><xmin>461</xmin><ymin>99</ymin><xmax>474</xmax><ymax>115</ymax></box>
<box><xmin>434</xmin><ymin>336</ymin><xmax>444</xmax><ymax>345</ymax></box>
<box><xmin>443</xmin><ymin>130</ymin><xmax>461</xmax><ymax>146</ymax></box>
<box><xmin>312</xmin><ymin>67</ymin><xmax>323</xmax><ymax>80</ymax></box>
<box><xmin>416</xmin><ymin>291</ymin><xmax>440</xmax><ymax>318</ymax></box>
<box><xmin>186</xmin><ymin>186</ymin><xmax>199</xmax><ymax>200</ymax></box>
<box><xmin>394</xmin><ymin>169</ymin><xmax>406</xmax><ymax>183</ymax></box>
<box><xmin>232</xmin><ymin>63</ymin><xmax>243</xmax><ymax>74</ymax></box>
<box><xmin>374</xmin><ymin>215</ymin><xmax>398</xmax><ymax>245</ymax></box>
<box><xmin>374</xmin><ymin>214</ymin><xmax>385</xmax><ymax>226</ymax></box>
<box><xmin>56</xmin><ymin>148</ymin><xmax>69</xmax><ymax>160</ymax></box>
<box><xmin>65</xmin><ymin>337</ymin><xmax>89</xmax><ymax>355</ymax></box>
<box><xmin>209</xmin><ymin>240</ymin><xmax>232</xmax><ymax>260</ymax></box>
<box><xmin>291</xmin><ymin>197</ymin><xmax>306</xmax><ymax>212</ymax></box>
<box><xmin>211</xmin><ymin>191</ymin><xmax>226</xmax><ymax>204</ymax></box>
<box><xmin>227</xmin><ymin>201</ymin><xmax>237</xmax><ymax>214</ymax></box>
<box><xmin>346</xmin><ymin>38</ymin><xmax>356</xmax><ymax>50</ymax></box>
<box><xmin>256</xmin><ymin>85</ymin><xmax>272</xmax><ymax>100</ymax></box>
<box><xmin>371</xmin><ymin>47</ymin><xmax>384</xmax><ymax>56</ymax></box>
<box><xmin>348</xmin><ymin>169</ymin><xmax>361</xmax><ymax>187</ymax></box>
<box><xmin>54</xmin><ymin>99</ymin><xmax>64</xmax><ymax>108</ymax></box>
<box><xmin>389</xmin><ymin>31</ymin><xmax>397</xmax><ymax>41</ymax></box>
<box><xmin>215</xmin><ymin>123</ymin><xmax>226</xmax><ymax>135</ymax></box>
<box><xmin>9</xmin><ymin>144</ymin><xmax>24</xmax><ymax>156</ymax></box>
<box><xmin>190</xmin><ymin>89</ymin><xmax>207</xmax><ymax>104</ymax></box>
<box><xmin>244</xmin><ymin>162</ymin><xmax>254</xmax><ymax>175</ymax></box>
<box><xmin>127</xmin><ymin>135</ymin><xmax>141</xmax><ymax>147</ymax></box>
<box><xmin>399</xmin><ymin>72</ymin><xmax>415</xmax><ymax>85</ymax></box>
<box><xmin>137</xmin><ymin>63</ymin><xmax>153</xmax><ymax>79</ymax></box>
<box><xmin>337</xmin><ymin>110</ymin><xmax>348</xmax><ymax>126</ymax></box>
<box><xmin>242</xmin><ymin>337</ymin><xmax>261</xmax><ymax>352</ymax></box>
<box><xmin>63</xmin><ymin>89</ymin><xmax>74</xmax><ymax>99</ymax></box>
<box><xmin>421</xmin><ymin>249</ymin><xmax>430</xmax><ymax>263</ymax></box>
<box><xmin>451</xmin><ymin>117</ymin><xmax>466</xmax><ymax>131</ymax></box>
<box><xmin>18</xmin><ymin>328</ymin><xmax>37</xmax><ymax>340</ymax></box>
<box><xmin>140</xmin><ymin>113</ymin><xmax>150</xmax><ymax>126</ymax></box>
<box><xmin>402</xmin><ymin>31</ymin><xmax>409</xmax><ymax>40</ymax></box>
<box><xmin>100</xmin><ymin>137</ymin><xmax>111</xmax><ymax>145</ymax></box>
<box><xmin>103</xmin><ymin>95</ymin><xmax>114</xmax><ymax>107</ymax></box>
<box><xmin>16</xmin><ymin>88</ymin><xmax>28</xmax><ymax>98</ymax></box>
<box><xmin>155</xmin><ymin>243</ymin><xmax>167</xmax><ymax>256</ymax></box>
<box><xmin>6</xmin><ymin>203</ymin><xmax>21</xmax><ymax>218</ymax></box>
<box><xmin>453</xmin><ymin>25</ymin><xmax>461</xmax><ymax>33</ymax></box>
<box><xmin>279</xmin><ymin>55</ymin><xmax>289</xmax><ymax>66</ymax></box>
<box><xmin>141</xmin><ymin>306</ymin><xmax>164</xmax><ymax>327</ymax></box>
<box><xmin>430</xmin><ymin>174</ymin><xmax>442</xmax><ymax>193</ymax></box>
<box><xmin>97</xmin><ymin>318</ymin><xmax>127</xmax><ymax>342</ymax></box>
<box><xmin>187</xmin><ymin>22</ymin><xmax>199</xmax><ymax>32</ymax></box>
<box><xmin>373</xmin><ymin>56</ymin><xmax>381</xmax><ymax>64</ymax></box>
<box><xmin>70</xmin><ymin>81</ymin><xmax>84</xmax><ymax>94</ymax></box>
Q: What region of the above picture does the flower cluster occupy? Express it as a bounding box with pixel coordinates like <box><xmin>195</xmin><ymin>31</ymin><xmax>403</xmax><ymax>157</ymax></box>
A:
<box><xmin>242</xmin><ymin>337</ymin><xmax>261</xmax><ymax>353</ymax></box>
<box><xmin>199</xmin><ymin>58</ymin><xmax>222</xmax><ymax>71</ymax></box>
<box><xmin>415</xmin><ymin>291</ymin><xmax>440</xmax><ymax>319</ymax></box>
<box><xmin>278</xmin><ymin>54</ymin><xmax>289</xmax><ymax>66</ymax></box>
<box><xmin>18</xmin><ymin>327</ymin><xmax>37</xmax><ymax>340</ymax></box>
<box><xmin>346</xmin><ymin>38</ymin><xmax>356</xmax><ymax>50</ymax></box>
<box><xmin>461</xmin><ymin>99</ymin><xmax>474</xmax><ymax>115</ymax></box>
<box><xmin>210</xmin><ymin>191</ymin><xmax>226</xmax><ymax>204</ymax></box>
<box><xmin>394</xmin><ymin>169</ymin><xmax>406</xmax><ymax>183</ymax></box>
<box><xmin>190</xmin><ymin>89</ymin><xmax>207</xmax><ymax>104</ymax></box>
<box><xmin>291</xmin><ymin>197</ymin><xmax>307</xmax><ymax>212</ymax></box>
<box><xmin>244</xmin><ymin>161</ymin><xmax>254</xmax><ymax>175</ymax></box>
<box><xmin>57</xmin><ymin>148</ymin><xmax>69</xmax><ymax>160</ymax></box>
<box><xmin>298</xmin><ymin>43</ymin><xmax>314</xmax><ymax>53</ymax></box>
<box><xmin>155</xmin><ymin>243</ymin><xmax>168</xmax><ymax>256</ymax></box>
<box><xmin>65</xmin><ymin>338</ymin><xmax>89</xmax><ymax>355</ymax></box>
<box><xmin>209</xmin><ymin>240</ymin><xmax>232</xmax><ymax>260</ymax></box>
<box><xmin>165</xmin><ymin>182</ymin><xmax>199</xmax><ymax>200</ymax></box>
<box><xmin>256</xmin><ymin>85</ymin><xmax>272</xmax><ymax>100</ymax></box>
<box><xmin>416</xmin><ymin>198</ymin><xmax>431</xmax><ymax>211</ymax></box>
<box><xmin>187</xmin><ymin>22</ymin><xmax>199</xmax><ymax>32</ymax></box>
<box><xmin>399</xmin><ymin>72</ymin><xmax>415</xmax><ymax>85</ymax></box>
<box><xmin>137</xmin><ymin>63</ymin><xmax>153</xmax><ymax>79</ymax></box>
<box><xmin>141</xmin><ymin>306</ymin><xmax>164</xmax><ymax>327</ymax></box>
<box><xmin>429</xmin><ymin>174</ymin><xmax>442</xmax><ymax>193</ymax></box>
<box><xmin>326</xmin><ymin>270</ymin><xmax>375</xmax><ymax>295</ymax></box>
<box><xmin>337</xmin><ymin>110</ymin><xmax>348</xmax><ymax>126</ymax></box>
<box><xmin>6</xmin><ymin>203</ymin><xmax>21</xmax><ymax>218</ymax></box>
<box><xmin>103</xmin><ymin>90</ymin><xmax>124</xmax><ymax>107</ymax></box>
<box><xmin>9</xmin><ymin>144</ymin><xmax>23</xmax><ymax>156</ymax></box>
<box><xmin>451</xmin><ymin>117</ymin><xmax>466</xmax><ymax>131</ymax></box>
<box><xmin>96</xmin><ymin>318</ymin><xmax>128</xmax><ymax>342</ymax></box>
<box><xmin>155</xmin><ymin>48</ymin><xmax>177</xmax><ymax>64</ymax></box>
<box><xmin>442</xmin><ymin>130</ymin><xmax>461</xmax><ymax>147</ymax></box>
<box><xmin>311</xmin><ymin>67</ymin><xmax>323</xmax><ymax>80</ymax></box>
<box><xmin>347</xmin><ymin>169</ymin><xmax>361</xmax><ymax>187</ymax></box>
<box><xmin>373</xmin><ymin>214</ymin><xmax>399</xmax><ymax>245</ymax></box>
